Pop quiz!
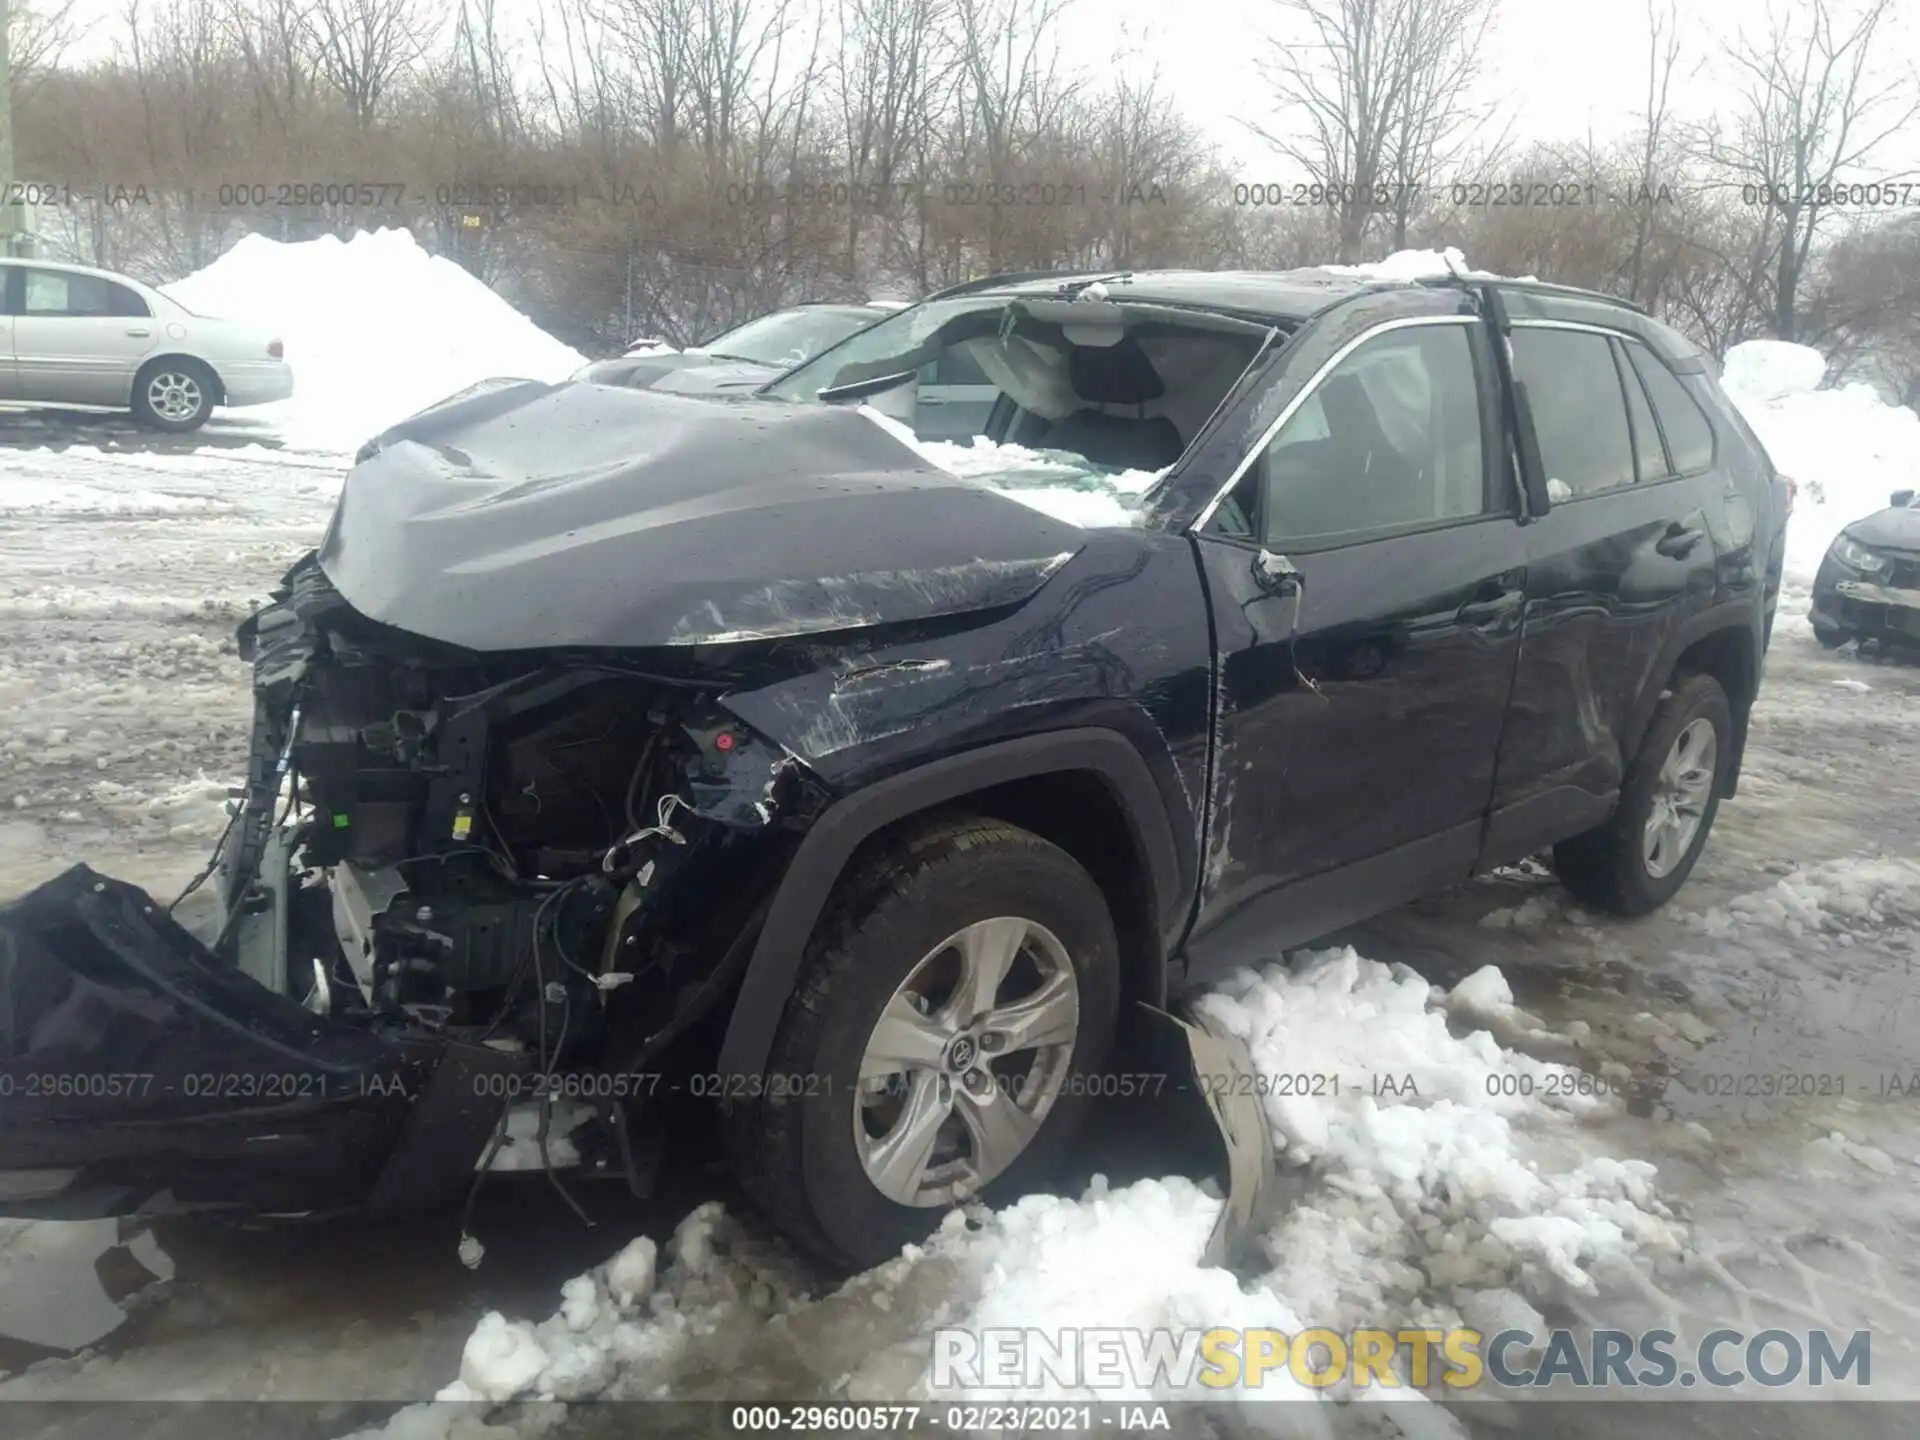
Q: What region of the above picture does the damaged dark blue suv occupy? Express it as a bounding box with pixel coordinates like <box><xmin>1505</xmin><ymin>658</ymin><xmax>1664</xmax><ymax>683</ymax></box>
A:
<box><xmin>0</xmin><ymin>266</ymin><xmax>1788</xmax><ymax>1269</ymax></box>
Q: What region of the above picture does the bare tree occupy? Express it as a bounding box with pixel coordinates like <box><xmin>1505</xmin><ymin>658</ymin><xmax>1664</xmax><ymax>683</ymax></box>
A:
<box><xmin>223</xmin><ymin>0</ymin><xmax>319</xmax><ymax>145</ymax></box>
<box><xmin>1380</xmin><ymin>0</ymin><xmax>1501</xmax><ymax>249</ymax></box>
<box><xmin>1251</xmin><ymin>0</ymin><xmax>1500</xmax><ymax>263</ymax></box>
<box><xmin>305</xmin><ymin>0</ymin><xmax>439</xmax><ymax>127</ymax></box>
<box><xmin>831</xmin><ymin>0</ymin><xmax>953</xmax><ymax>279</ymax></box>
<box><xmin>8</xmin><ymin>0</ymin><xmax>83</xmax><ymax>100</ymax></box>
<box><xmin>941</xmin><ymin>0</ymin><xmax>1083</xmax><ymax>270</ymax></box>
<box><xmin>1621</xmin><ymin>0</ymin><xmax>1691</xmax><ymax>306</ymax></box>
<box><xmin>1702</xmin><ymin>0</ymin><xmax>1919</xmax><ymax>341</ymax></box>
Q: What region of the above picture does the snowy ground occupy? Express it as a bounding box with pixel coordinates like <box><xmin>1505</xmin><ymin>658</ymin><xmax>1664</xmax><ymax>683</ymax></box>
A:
<box><xmin>2</xmin><ymin>417</ymin><xmax>1916</xmax><ymax>1440</ymax></box>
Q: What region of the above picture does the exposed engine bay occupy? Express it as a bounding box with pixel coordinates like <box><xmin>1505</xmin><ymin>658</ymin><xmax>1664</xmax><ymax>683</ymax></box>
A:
<box><xmin>214</xmin><ymin>555</ymin><xmax>820</xmax><ymax>1083</ymax></box>
<box><xmin>0</xmin><ymin>374</ymin><xmax>1273</xmax><ymax>1258</ymax></box>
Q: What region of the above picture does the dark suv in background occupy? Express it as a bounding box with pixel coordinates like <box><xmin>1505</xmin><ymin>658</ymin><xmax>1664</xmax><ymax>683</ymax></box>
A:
<box><xmin>1</xmin><ymin>266</ymin><xmax>1786</xmax><ymax>1271</ymax></box>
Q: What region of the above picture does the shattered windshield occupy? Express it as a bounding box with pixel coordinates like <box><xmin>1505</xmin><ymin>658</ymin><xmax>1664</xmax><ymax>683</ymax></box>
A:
<box><xmin>763</xmin><ymin>291</ymin><xmax>1270</xmax><ymax>525</ymax></box>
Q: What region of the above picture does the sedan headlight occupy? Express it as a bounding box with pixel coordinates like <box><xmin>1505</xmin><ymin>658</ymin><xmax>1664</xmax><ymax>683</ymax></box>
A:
<box><xmin>1831</xmin><ymin>533</ymin><xmax>1891</xmax><ymax>576</ymax></box>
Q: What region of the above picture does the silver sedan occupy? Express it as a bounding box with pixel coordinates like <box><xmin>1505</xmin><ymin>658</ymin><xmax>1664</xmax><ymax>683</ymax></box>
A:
<box><xmin>0</xmin><ymin>257</ymin><xmax>293</xmax><ymax>432</ymax></box>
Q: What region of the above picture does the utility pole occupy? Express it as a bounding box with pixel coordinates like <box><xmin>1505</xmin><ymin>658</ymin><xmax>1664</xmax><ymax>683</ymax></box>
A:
<box><xmin>0</xmin><ymin>0</ymin><xmax>26</xmax><ymax>256</ymax></box>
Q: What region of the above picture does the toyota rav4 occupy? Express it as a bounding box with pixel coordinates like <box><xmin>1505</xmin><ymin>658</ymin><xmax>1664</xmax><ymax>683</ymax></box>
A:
<box><xmin>0</xmin><ymin>266</ymin><xmax>1788</xmax><ymax>1270</ymax></box>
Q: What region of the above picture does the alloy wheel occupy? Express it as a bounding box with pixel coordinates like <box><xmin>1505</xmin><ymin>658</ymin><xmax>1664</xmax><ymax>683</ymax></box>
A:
<box><xmin>853</xmin><ymin>915</ymin><xmax>1080</xmax><ymax>1207</ymax></box>
<box><xmin>1643</xmin><ymin>717</ymin><xmax>1716</xmax><ymax>879</ymax></box>
<box><xmin>147</xmin><ymin>371</ymin><xmax>204</xmax><ymax>424</ymax></box>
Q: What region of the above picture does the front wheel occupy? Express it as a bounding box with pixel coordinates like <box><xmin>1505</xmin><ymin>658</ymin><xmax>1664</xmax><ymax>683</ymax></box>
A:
<box><xmin>1553</xmin><ymin>672</ymin><xmax>1732</xmax><ymax>916</ymax></box>
<box><xmin>724</xmin><ymin>816</ymin><xmax>1121</xmax><ymax>1271</ymax></box>
<box><xmin>132</xmin><ymin>359</ymin><xmax>216</xmax><ymax>432</ymax></box>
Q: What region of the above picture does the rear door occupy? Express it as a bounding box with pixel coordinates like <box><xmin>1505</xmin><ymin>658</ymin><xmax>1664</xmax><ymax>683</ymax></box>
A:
<box><xmin>1480</xmin><ymin>316</ymin><xmax>1720</xmax><ymax>863</ymax></box>
<box><xmin>12</xmin><ymin>267</ymin><xmax>160</xmax><ymax>406</ymax></box>
<box><xmin>1182</xmin><ymin>297</ymin><xmax>1527</xmax><ymax>979</ymax></box>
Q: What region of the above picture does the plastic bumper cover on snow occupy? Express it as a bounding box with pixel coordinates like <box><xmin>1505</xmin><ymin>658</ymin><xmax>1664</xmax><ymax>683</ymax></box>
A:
<box><xmin>0</xmin><ymin>865</ymin><xmax>522</xmax><ymax>1221</ymax></box>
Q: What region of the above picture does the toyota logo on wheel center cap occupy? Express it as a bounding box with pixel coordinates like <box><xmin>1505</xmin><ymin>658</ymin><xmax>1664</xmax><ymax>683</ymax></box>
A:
<box><xmin>946</xmin><ymin>1035</ymin><xmax>978</xmax><ymax>1072</ymax></box>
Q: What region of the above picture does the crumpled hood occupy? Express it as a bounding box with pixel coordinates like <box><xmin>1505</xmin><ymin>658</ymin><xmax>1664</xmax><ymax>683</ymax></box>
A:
<box><xmin>1845</xmin><ymin>503</ymin><xmax>1920</xmax><ymax>554</ymax></box>
<box><xmin>319</xmin><ymin>379</ymin><xmax>1085</xmax><ymax>651</ymax></box>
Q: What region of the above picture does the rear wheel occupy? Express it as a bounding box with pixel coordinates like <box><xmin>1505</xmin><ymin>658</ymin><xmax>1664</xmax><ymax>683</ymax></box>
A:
<box><xmin>1812</xmin><ymin>623</ymin><xmax>1851</xmax><ymax>650</ymax></box>
<box><xmin>132</xmin><ymin>358</ymin><xmax>216</xmax><ymax>432</ymax></box>
<box><xmin>1553</xmin><ymin>673</ymin><xmax>1731</xmax><ymax>916</ymax></box>
<box><xmin>724</xmin><ymin>816</ymin><xmax>1120</xmax><ymax>1270</ymax></box>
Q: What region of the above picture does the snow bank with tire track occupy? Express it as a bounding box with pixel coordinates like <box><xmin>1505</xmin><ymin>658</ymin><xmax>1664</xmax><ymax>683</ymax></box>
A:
<box><xmin>349</xmin><ymin>952</ymin><xmax>1681</xmax><ymax>1437</ymax></box>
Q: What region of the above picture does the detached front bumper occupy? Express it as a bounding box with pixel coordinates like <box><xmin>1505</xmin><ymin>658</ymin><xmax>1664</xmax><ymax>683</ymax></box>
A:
<box><xmin>0</xmin><ymin>865</ymin><xmax>523</xmax><ymax>1221</ymax></box>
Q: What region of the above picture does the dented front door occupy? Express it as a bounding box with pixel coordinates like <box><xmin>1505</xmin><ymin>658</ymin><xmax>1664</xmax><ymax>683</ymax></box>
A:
<box><xmin>1177</xmin><ymin>294</ymin><xmax>1527</xmax><ymax>982</ymax></box>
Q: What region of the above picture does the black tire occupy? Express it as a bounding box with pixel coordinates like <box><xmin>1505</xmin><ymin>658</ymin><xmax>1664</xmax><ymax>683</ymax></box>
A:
<box><xmin>723</xmin><ymin>815</ymin><xmax>1121</xmax><ymax>1271</ymax></box>
<box><xmin>1812</xmin><ymin>623</ymin><xmax>1851</xmax><ymax>650</ymax></box>
<box><xmin>131</xmin><ymin>357</ymin><xmax>217</xmax><ymax>432</ymax></box>
<box><xmin>1553</xmin><ymin>672</ymin><xmax>1732</xmax><ymax>916</ymax></box>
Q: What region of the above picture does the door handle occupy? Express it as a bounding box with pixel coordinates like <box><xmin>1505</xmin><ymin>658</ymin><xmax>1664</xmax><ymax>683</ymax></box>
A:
<box><xmin>125</xmin><ymin>328</ymin><xmax>151</xmax><ymax>338</ymax></box>
<box><xmin>1655</xmin><ymin>522</ymin><xmax>1704</xmax><ymax>558</ymax></box>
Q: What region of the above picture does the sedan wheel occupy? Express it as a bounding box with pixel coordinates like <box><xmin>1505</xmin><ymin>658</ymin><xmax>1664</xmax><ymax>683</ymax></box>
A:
<box><xmin>147</xmin><ymin>371</ymin><xmax>205</xmax><ymax>424</ymax></box>
<box><xmin>854</xmin><ymin>916</ymin><xmax>1080</xmax><ymax>1207</ymax></box>
<box><xmin>133</xmin><ymin>361</ymin><xmax>216</xmax><ymax>432</ymax></box>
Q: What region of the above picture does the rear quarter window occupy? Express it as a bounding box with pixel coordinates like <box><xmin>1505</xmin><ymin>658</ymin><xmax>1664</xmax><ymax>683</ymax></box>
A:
<box><xmin>1626</xmin><ymin>344</ymin><xmax>1716</xmax><ymax>473</ymax></box>
<box><xmin>108</xmin><ymin>283</ymin><xmax>151</xmax><ymax>318</ymax></box>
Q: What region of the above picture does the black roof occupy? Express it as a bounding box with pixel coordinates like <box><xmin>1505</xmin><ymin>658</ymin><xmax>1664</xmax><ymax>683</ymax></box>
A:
<box><xmin>929</xmin><ymin>266</ymin><xmax>1648</xmax><ymax>325</ymax></box>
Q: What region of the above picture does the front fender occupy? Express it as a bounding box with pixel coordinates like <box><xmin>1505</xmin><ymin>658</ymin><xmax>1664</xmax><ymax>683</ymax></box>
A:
<box><xmin>713</xmin><ymin>727</ymin><xmax>1181</xmax><ymax>1085</ymax></box>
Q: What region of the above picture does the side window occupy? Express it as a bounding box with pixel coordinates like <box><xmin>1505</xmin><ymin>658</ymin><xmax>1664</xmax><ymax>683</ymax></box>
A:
<box><xmin>1626</xmin><ymin>344</ymin><xmax>1715</xmax><ymax>473</ymax></box>
<box><xmin>1215</xmin><ymin>321</ymin><xmax>1490</xmax><ymax>545</ymax></box>
<box><xmin>108</xmin><ymin>283</ymin><xmax>151</xmax><ymax>319</ymax></box>
<box><xmin>1613</xmin><ymin>339</ymin><xmax>1666</xmax><ymax>482</ymax></box>
<box><xmin>1510</xmin><ymin>327</ymin><xmax>1635</xmax><ymax>500</ymax></box>
<box><xmin>22</xmin><ymin>270</ymin><xmax>114</xmax><ymax>317</ymax></box>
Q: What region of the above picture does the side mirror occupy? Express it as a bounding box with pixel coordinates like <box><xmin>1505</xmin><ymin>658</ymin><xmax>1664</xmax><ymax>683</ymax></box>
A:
<box><xmin>1894</xmin><ymin>489</ymin><xmax>1915</xmax><ymax>509</ymax></box>
<box><xmin>1252</xmin><ymin>548</ymin><xmax>1302</xmax><ymax>596</ymax></box>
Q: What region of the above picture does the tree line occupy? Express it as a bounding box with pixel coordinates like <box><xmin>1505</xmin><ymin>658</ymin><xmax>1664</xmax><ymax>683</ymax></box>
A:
<box><xmin>8</xmin><ymin>0</ymin><xmax>1919</xmax><ymax>403</ymax></box>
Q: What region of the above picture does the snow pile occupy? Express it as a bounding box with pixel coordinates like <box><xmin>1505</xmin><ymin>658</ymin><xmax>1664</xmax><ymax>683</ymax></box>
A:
<box><xmin>163</xmin><ymin>229</ymin><xmax>585</xmax><ymax>454</ymax></box>
<box><xmin>369</xmin><ymin>950</ymin><xmax>1679</xmax><ymax>1433</ymax></box>
<box><xmin>1719</xmin><ymin>339</ymin><xmax>1920</xmax><ymax>590</ymax></box>
<box><xmin>1722</xmin><ymin>340</ymin><xmax>1827</xmax><ymax>403</ymax></box>
<box><xmin>1689</xmin><ymin>853</ymin><xmax>1920</xmax><ymax>941</ymax></box>
<box><xmin>859</xmin><ymin>406</ymin><xmax>1166</xmax><ymax>527</ymax></box>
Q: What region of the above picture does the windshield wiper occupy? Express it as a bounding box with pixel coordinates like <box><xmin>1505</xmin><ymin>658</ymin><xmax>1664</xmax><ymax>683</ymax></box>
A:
<box><xmin>817</xmin><ymin>369</ymin><xmax>919</xmax><ymax>403</ymax></box>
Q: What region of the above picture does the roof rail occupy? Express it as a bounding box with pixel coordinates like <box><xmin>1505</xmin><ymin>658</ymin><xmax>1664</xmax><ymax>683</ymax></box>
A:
<box><xmin>1418</xmin><ymin>274</ymin><xmax>1650</xmax><ymax>315</ymax></box>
